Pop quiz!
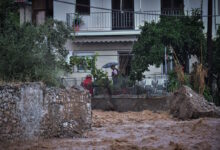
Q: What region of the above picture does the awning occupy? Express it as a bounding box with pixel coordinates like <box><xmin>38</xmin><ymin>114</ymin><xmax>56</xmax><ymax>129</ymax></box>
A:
<box><xmin>15</xmin><ymin>0</ymin><xmax>26</xmax><ymax>3</ymax></box>
<box><xmin>73</xmin><ymin>36</ymin><xmax>138</xmax><ymax>43</ymax></box>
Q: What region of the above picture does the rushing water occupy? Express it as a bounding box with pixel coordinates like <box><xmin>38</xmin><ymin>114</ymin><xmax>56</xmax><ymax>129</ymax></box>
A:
<box><xmin>2</xmin><ymin>110</ymin><xmax>220</xmax><ymax>150</ymax></box>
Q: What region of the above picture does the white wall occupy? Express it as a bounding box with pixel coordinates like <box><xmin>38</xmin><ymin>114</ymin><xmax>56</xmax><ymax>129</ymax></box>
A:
<box><xmin>143</xmin><ymin>65</ymin><xmax>163</xmax><ymax>77</ymax></box>
<box><xmin>81</xmin><ymin>0</ymin><xmax>111</xmax><ymax>31</ymax></box>
<box><xmin>134</xmin><ymin>0</ymin><xmax>160</xmax><ymax>12</ymax></box>
<box><xmin>134</xmin><ymin>0</ymin><xmax>161</xmax><ymax>29</ymax></box>
<box><xmin>54</xmin><ymin>0</ymin><xmax>76</xmax><ymax>22</ymax></box>
<box><xmin>19</xmin><ymin>5</ymin><xmax>32</xmax><ymax>24</ymax></box>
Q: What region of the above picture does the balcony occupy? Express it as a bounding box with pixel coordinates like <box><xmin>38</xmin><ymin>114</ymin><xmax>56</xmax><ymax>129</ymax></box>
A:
<box><xmin>66</xmin><ymin>9</ymin><xmax>190</xmax><ymax>36</ymax></box>
<box><xmin>66</xmin><ymin>11</ymin><xmax>161</xmax><ymax>35</ymax></box>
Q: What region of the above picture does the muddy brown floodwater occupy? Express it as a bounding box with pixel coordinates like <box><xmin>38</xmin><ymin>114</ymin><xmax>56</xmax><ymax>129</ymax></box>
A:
<box><xmin>1</xmin><ymin>110</ymin><xmax>220</xmax><ymax>150</ymax></box>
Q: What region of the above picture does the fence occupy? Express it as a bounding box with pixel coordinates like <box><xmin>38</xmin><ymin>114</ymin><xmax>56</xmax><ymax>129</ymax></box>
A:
<box><xmin>60</xmin><ymin>74</ymin><xmax>168</xmax><ymax>97</ymax></box>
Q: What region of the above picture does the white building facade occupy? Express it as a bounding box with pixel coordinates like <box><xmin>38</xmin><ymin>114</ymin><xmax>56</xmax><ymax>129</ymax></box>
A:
<box><xmin>52</xmin><ymin>0</ymin><xmax>220</xmax><ymax>84</ymax></box>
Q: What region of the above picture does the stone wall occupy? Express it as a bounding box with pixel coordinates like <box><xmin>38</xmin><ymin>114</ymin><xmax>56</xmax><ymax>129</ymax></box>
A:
<box><xmin>92</xmin><ymin>96</ymin><xmax>169</xmax><ymax>112</ymax></box>
<box><xmin>0</xmin><ymin>82</ymin><xmax>91</xmax><ymax>142</ymax></box>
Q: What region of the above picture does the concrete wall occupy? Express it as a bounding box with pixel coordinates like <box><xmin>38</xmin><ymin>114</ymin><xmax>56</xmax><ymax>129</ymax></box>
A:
<box><xmin>134</xmin><ymin>0</ymin><xmax>161</xmax><ymax>29</ymax></box>
<box><xmin>54</xmin><ymin>0</ymin><xmax>76</xmax><ymax>22</ymax></box>
<box><xmin>19</xmin><ymin>5</ymin><xmax>32</xmax><ymax>24</ymax></box>
<box><xmin>85</xmin><ymin>0</ymin><xmax>111</xmax><ymax>31</ymax></box>
<box><xmin>0</xmin><ymin>82</ymin><xmax>91</xmax><ymax>142</ymax></box>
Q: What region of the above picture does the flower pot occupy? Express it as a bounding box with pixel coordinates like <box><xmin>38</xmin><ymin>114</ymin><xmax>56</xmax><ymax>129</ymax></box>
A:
<box><xmin>74</xmin><ymin>25</ymin><xmax>80</xmax><ymax>32</ymax></box>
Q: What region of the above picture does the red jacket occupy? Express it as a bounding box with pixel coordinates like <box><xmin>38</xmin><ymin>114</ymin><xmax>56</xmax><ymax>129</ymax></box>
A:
<box><xmin>82</xmin><ymin>76</ymin><xmax>93</xmax><ymax>95</ymax></box>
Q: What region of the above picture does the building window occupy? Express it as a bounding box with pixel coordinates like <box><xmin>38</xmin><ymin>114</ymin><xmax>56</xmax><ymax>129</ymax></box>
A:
<box><xmin>161</xmin><ymin>0</ymin><xmax>184</xmax><ymax>14</ymax></box>
<box><xmin>76</xmin><ymin>0</ymin><xmax>90</xmax><ymax>15</ymax></box>
<box><xmin>161</xmin><ymin>0</ymin><xmax>184</xmax><ymax>9</ymax></box>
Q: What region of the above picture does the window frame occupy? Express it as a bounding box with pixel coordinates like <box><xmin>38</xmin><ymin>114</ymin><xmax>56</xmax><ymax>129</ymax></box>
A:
<box><xmin>161</xmin><ymin>0</ymin><xmax>184</xmax><ymax>10</ymax></box>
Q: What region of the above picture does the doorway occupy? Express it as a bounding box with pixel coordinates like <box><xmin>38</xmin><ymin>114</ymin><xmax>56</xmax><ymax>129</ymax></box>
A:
<box><xmin>119</xmin><ymin>52</ymin><xmax>132</xmax><ymax>76</ymax></box>
<box><xmin>112</xmin><ymin>0</ymin><xmax>134</xmax><ymax>30</ymax></box>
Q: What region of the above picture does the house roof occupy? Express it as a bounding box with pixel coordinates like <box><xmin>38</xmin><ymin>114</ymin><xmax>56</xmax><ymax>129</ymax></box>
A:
<box><xmin>73</xmin><ymin>36</ymin><xmax>138</xmax><ymax>43</ymax></box>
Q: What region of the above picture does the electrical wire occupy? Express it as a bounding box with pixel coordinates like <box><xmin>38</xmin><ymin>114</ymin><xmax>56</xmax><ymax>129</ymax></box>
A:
<box><xmin>54</xmin><ymin>0</ymin><xmax>220</xmax><ymax>17</ymax></box>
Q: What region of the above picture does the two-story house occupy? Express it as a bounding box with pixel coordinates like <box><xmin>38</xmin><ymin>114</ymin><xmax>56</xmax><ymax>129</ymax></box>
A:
<box><xmin>16</xmin><ymin>0</ymin><xmax>220</xmax><ymax>85</ymax></box>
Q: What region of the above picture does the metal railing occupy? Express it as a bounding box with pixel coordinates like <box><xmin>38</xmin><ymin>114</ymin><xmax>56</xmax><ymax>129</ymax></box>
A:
<box><xmin>66</xmin><ymin>9</ymin><xmax>192</xmax><ymax>32</ymax></box>
<box><xmin>59</xmin><ymin>74</ymin><xmax>168</xmax><ymax>97</ymax></box>
<box><xmin>67</xmin><ymin>11</ymin><xmax>161</xmax><ymax>31</ymax></box>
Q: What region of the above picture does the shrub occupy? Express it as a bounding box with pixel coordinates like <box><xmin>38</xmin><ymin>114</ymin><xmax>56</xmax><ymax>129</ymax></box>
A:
<box><xmin>0</xmin><ymin>19</ymin><xmax>73</xmax><ymax>86</ymax></box>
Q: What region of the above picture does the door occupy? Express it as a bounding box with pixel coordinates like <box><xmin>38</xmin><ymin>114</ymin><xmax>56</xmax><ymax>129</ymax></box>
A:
<box><xmin>119</xmin><ymin>52</ymin><xmax>132</xmax><ymax>76</ymax></box>
<box><xmin>112</xmin><ymin>0</ymin><xmax>134</xmax><ymax>30</ymax></box>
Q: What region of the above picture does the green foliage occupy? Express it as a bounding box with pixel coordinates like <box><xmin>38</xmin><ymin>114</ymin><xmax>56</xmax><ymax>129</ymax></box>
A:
<box><xmin>167</xmin><ymin>71</ymin><xmax>191</xmax><ymax>92</ymax></box>
<box><xmin>0</xmin><ymin>5</ymin><xmax>73</xmax><ymax>86</ymax></box>
<box><xmin>0</xmin><ymin>0</ymin><xmax>19</xmax><ymax>29</ymax></box>
<box><xmin>70</xmin><ymin>54</ymin><xmax>112</xmax><ymax>89</ymax></box>
<box><xmin>131</xmin><ymin>22</ymin><xmax>164</xmax><ymax>81</ymax></box>
<box><xmin>167</xmin><ymin>71</ymin><xmax>181</xmax><ymax>92</ymax></box>
<box><xmin>203</xmin><ymin>86</ymin><xmax>213</xmax><ymax>102</ymax></box>
<box><xmin>131</xmin><ymin>9</ymin><xmax>205</xmax><ymax>81</ymax></box>
<box><xmin>70</xmin><ymin>56</ymin><xmax>93</xmax><ymax>71</ymax></box>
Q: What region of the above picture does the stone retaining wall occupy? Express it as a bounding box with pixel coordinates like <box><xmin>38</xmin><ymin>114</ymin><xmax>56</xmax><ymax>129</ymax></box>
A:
<box><xmin>0</xmin><ymin>82</ymin><xmax>91</xmax><ymax>142</ymax></box>
<box><xmin>92</xmin><ymin>96</ymin><xmax>169</xmax><ymax>112</ymax></box>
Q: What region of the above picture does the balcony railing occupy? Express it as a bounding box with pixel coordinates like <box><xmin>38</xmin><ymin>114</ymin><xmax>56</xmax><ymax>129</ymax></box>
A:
<box><xmin>66</xmin><ymin>9</ymin><xmax>189</xmax><ymax>32</ymax></box>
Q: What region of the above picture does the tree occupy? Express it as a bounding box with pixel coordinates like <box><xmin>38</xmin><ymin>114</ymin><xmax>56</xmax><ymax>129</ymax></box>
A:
<box><xmin>131</xmin><ymin>10</ymin><xmax>205</xmax><ymax>81</ymax></box>
<box><xmin>0</xmin><ymin>2</ymin><xmax>73</xmax><ymax>86</ymax></box>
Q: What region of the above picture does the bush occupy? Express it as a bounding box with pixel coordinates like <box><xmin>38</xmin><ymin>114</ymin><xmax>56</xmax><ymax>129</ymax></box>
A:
<box><xmin>0</xmin><ymin>19</ymin><xmax>73</xmax><ymax>86</ymax></box>
<box><xmin>167</xmin><ymin>71</ymin><xmax>191</xmax><ymax>92</ymax></box>
<box><xmin>203</xmin><ymin>86</ymin><xmax>213</xmax><ymax>102</ymax></box>
<box><xmin>167</xmin><ymin>71</ymin><xmax>180</xmax><ymax>92</ymax></box>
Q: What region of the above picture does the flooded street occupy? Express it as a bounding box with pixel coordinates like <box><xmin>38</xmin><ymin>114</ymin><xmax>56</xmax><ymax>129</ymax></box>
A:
<box><xmin>2</xmin><ymin>110</ymin><xmax>220</xmax><ymax>150</ymax></box>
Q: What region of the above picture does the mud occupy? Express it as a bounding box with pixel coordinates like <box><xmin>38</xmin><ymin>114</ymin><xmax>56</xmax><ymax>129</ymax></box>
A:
<box><xmin>1</xmin><ymin>110</ymin><xmax>220</xmax><ymax>150</ymax></box>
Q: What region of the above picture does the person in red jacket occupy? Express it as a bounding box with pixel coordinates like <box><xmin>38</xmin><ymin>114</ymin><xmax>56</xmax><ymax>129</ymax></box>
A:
<box><xmin>82</xmin><ymin>75</ymin><xmax>93</xmax><ymax>95</ymax></box>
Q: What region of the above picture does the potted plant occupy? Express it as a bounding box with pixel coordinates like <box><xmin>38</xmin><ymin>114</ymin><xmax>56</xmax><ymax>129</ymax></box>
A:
<box><xmin>73</xmin><ymin>13</ymin><xmax>83</xmax><ymax>31</ymax></box>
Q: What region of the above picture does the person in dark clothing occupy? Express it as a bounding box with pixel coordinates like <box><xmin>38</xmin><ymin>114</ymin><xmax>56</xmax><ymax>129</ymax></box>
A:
<box><xmin>111</xmin><ymin>65</ymin><xmax>119</xmax><ymax>85</ymax></box>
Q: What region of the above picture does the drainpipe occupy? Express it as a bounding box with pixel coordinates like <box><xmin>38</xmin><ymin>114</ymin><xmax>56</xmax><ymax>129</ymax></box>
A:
<box><xmin>214</xmin><ymin>0</ymin><xmax>216</xmax><ymax>31</ymax></box>
<box><xmin>140</xmin><ymin>0</ymin><xmax>142</xmax><ymax>11</ymax></box>
<box><xmin>164</xmin><ymin>46</ymin><xmax>168</xmax><ymax>92</ymax></box>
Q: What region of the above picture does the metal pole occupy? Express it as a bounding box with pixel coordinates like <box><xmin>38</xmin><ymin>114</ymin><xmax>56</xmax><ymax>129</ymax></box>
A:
<box><xmin>165</xmin><ymin>46</ymin><xmax>167</xmax><ymax>75</ymax></box>
<box><xmin>207</xmin><ymin>0</ymin><xmax>213</xmax><ymax>92</ymax></box>
<box><xmin>140</xmin><ymin>0</ymin><xmax>142</xmax><ymax>11</ymax></box>
<box><xmin>165</xmin><ymin>46</ymin><xmax>168</xmax><ymax>93</ymax></box>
